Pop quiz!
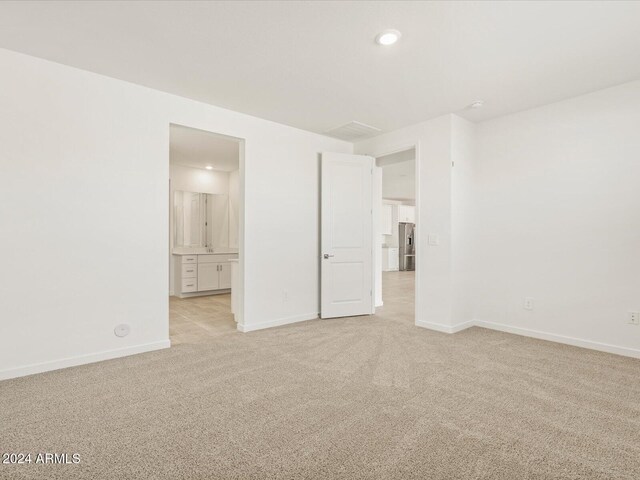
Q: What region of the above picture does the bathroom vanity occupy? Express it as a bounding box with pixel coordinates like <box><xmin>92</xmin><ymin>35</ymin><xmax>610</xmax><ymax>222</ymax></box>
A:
<box><xmin>171</xmin><ymin>189</ymin><xmax>238</xmax><ymax>298</ymax></box>
<box><xmin>173</xmin><ymin>252</ymin><xmax>237</xmax><ymax>298</ymax></box>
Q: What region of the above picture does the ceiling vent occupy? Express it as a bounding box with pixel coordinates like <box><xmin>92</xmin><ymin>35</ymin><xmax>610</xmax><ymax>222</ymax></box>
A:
<box><xmin>324</xmin><ymin>121</ymin><xmax>381</xmax><ymax>141</ymax></box>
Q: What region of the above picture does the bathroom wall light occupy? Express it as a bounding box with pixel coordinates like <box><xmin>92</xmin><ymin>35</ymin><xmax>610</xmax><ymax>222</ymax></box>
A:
<box><xmin>205</xmin><ymin>165</ymin><xmax>213</xmax><ymax>170</ymax></box>
<box><xmin>375</xmin><ymin>29</ymin><xmax>401</xmax><ymax>46</ymax></box>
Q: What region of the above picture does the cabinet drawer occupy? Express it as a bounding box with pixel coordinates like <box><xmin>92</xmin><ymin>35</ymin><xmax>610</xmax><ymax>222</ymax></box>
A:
<box><xmin>181</xmin><ymin>255</ymin><xmax>197</xmax><ymax>264</ymax></box>
<box><xmin>182</xmin><ymin>264</ymin><xmax>197</xmax><ymax>278</ymax></box>
<box><xmin>181</xmin><ymin>278</ymin><xmax>197</xmax><ymax>293</ymax></box>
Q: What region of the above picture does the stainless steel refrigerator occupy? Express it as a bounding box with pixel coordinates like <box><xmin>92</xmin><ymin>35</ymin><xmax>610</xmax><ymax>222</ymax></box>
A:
<box><xmin>399</xmin><ymin>222</ymin><xmax>415</xmax><ymax>271</ymax></box>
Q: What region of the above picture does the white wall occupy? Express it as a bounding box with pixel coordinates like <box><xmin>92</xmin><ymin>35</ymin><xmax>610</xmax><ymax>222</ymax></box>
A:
<box><xmin>381</xmin><ymin>160</ymin><xmax>416</xmax><ymax>201</ymax></box>
<box><xmin>373</xmin><ymin>167</ymin><xmax>383</xmax><ymax>307</ymax></box>
<box><xmin>0</xmin><ymin>48</ymin><xmax>351</xmax><ymax>379</ymax></box>
<box><xmin>3</xmin><ymin>46</ymin><xmax>634</xmax><ymax>381</ymax></box>
<box><xmin>450</xmin><ymin>116</ymin><xmax>477</xmax><ymax>327</ymax></box>
<box><xmin>228</xmin><ymin>169</ymin><xmax>239</xmax><ymax>249</ymax></box>
<box><xmin>359</xmin><ymin>83</ymin><xmax>640</xmax><ymax>358</ymax></box>
<box><xmin>469</xmin><ymin>81</ymin><xmax>640</xmax><ymax>356</ymax></box>
<box><xmin>356</xmin><ymin>115</ymin><xmax>456</xmax><ymax>331</ymax></box>
<box><xmin>170</xmin><ymin>164</ymin><xmax>229</xmax><ymax>195</ymax></box>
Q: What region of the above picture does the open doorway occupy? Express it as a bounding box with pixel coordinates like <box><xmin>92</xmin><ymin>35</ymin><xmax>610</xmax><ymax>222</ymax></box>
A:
<box><xmin>168</xmin><ymin>124</ymin><xmax>242</xmax><ymax>344</ymax></box>
<box><xmin>375</xmin><ymin>147</ymin><xmax>416</xmax><ymax>324</ymax></box>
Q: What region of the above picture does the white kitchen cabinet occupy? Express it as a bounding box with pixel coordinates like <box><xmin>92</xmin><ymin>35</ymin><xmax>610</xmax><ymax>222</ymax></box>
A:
<box><xmin>173</xmin><ymin>253</ymin><xmax>236</xmax><ymax>298</ymax></box>
<box><xmin>382</xmin><ymin>247</ymin><xmax>399</xmax><ymax>271</ymax></box>
<box><xmin>381</xmin><ymin>204</ymin><xmax>393</xmax><ymax>235</ymax></box>
<box><xmin>397</xmin><ymin>205</ymin><xmax>415</xmax><ymax>223</ymax></box>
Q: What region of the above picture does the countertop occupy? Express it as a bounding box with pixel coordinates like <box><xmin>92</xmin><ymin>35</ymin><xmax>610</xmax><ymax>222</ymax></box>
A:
<box><xmin>172</xmin><ymin>251</ymin><xmax>238</xmax><ymax>256</ymax></box>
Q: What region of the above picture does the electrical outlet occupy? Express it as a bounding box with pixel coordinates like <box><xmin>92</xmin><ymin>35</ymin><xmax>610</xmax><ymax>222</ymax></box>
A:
<box><xmin>628</xmin><ymin>312</ymin><xmax>640</xmax><ymax>325</ymax></box>
<box><xmin>523</xmin><ymin>297</ymin><xmax>534</xmax><ymax>311</ymax></box>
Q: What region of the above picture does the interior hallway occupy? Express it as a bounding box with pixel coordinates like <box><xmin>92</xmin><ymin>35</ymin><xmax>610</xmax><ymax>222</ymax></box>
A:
<box><xmin>2</xmin><ymin>273</ymin><xmax>639</xmax><ymax>479</ymax></box>
<box><xmin>378</xmin><ymin>270</ymin><xmax>415</xmax><ymax>326</ymax></box>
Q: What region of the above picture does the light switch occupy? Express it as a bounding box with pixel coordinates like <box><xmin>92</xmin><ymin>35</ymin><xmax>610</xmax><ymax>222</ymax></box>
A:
<box><xmin>428</xmin><ymin>234</ymin><xmax>440</xmax><ymax>246</ymax></box>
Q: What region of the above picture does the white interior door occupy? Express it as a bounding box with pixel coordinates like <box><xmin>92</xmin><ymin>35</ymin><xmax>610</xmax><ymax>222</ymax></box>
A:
<box><xmin>321</xmin><ymin>152</ymin><xmax>374</xmax><ymax>319</ymax></box>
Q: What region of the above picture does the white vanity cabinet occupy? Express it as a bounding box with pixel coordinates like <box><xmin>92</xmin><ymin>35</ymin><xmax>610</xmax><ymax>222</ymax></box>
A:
<box><xmin>230</xmin><ymin>259</ymin><xmax>239</xmax><ymax>317</ymax></box>
<box><xmin>197</xmin><ymin>255</ymin><xmax>232</xmax><ymax>291</ymax></box>
<box><xmin>218</xmin><ymin>263</ymin><xmax>231</xmax><ymax>289</ymax></box>
<box><xmin>197</xmin><ymin>262</ymin><xmax>219</xmax><ymax>291</ymax></box>
<box><xmin>173</xmin><ymin>253</ymin><xmax>236</xmax><ymax>298</ymax></box>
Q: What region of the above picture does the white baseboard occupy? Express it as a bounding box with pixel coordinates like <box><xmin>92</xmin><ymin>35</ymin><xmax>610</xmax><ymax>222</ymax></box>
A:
<box><xmin>6</xmin><ymin>317</ymin><xmax>635</xmax><ymax>382</ymax></box>
<box><xmin>0</xmin><ymin>340</ymin><xmax>171</xmax><ymax>381</ymax></box>
<box><xmin>238</xmin><ymin>312</ymin><xmax>319</xmax><ymax>333</ymax></box>
<box><xmin>415</xmin><ymin>319</ymin><xmax>474</xmax><ymax>334</ymax></box>
<box><xmin>474</xmin><ymin>320</ymin><xmax>640</xmax><ymax>359</ymax></box>
<box><xmin>417</xmin><ymin>317</ymin><xmax>640</xmax><ymax>359</ymax></box>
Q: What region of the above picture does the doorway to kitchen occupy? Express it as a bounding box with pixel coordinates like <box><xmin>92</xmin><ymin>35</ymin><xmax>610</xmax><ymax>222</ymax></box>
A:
<box><xmin>375</xmin><ymin>147</ymin><xmax>417</xmax><ymax>325</ymax></box>
<box><xmin>168</xmin><ymin>124</ymin><xmax>243</xmax><ymax>344</ymax></box>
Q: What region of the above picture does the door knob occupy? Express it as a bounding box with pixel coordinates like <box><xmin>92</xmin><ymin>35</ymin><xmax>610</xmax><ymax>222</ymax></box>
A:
<box><xmin>323</xmin><ymin>254</ymin><xmax>334</xmax><ymax>259</ymax></box>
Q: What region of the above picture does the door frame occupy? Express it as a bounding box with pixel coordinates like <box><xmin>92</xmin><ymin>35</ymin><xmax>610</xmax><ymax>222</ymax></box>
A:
<box><xmin>168</xmin><ymin>123</ymin><xmax>246</xmax><ymax>329</ymax></box>
<box><xmin>370</xmin><ymin>142</ymin><xmax>420</xmax><ymax>317</ymax></box>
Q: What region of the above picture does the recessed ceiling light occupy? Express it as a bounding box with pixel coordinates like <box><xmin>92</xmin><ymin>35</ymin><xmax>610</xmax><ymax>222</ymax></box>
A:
<box><xmin>469</xmin><ymin>100</ymin><xmax>485</xmax><ymax>109</ymax></box>
<box><xmin>205</xmin><ymin>165</ymin><xmax>213</xmax><ymax>170</ymax></box>
<box><xmin>375</xmin><ymin>29</ymin><xmax>401</xmax><ymax>46</ymax></box>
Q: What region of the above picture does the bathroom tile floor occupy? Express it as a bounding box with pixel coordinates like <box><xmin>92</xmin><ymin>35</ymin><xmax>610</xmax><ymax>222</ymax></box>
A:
<box><xmin>169</xmin><ymin>293</ymin><xmax>236</xmax><ymax>344</ymax></box>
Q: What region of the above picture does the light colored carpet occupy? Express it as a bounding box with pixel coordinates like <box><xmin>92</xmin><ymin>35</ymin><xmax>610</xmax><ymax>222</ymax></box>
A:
<box><xmin>1</xmin><ymin>272</ymin><xmax>639</xmax><ymax>479</ymax></box>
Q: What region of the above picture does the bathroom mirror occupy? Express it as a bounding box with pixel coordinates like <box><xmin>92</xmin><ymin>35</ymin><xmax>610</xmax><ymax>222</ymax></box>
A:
<box><xmin>174</xmin><ymin>191</ymin><xmax>229</xmax><ymax>248</ymax></box>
